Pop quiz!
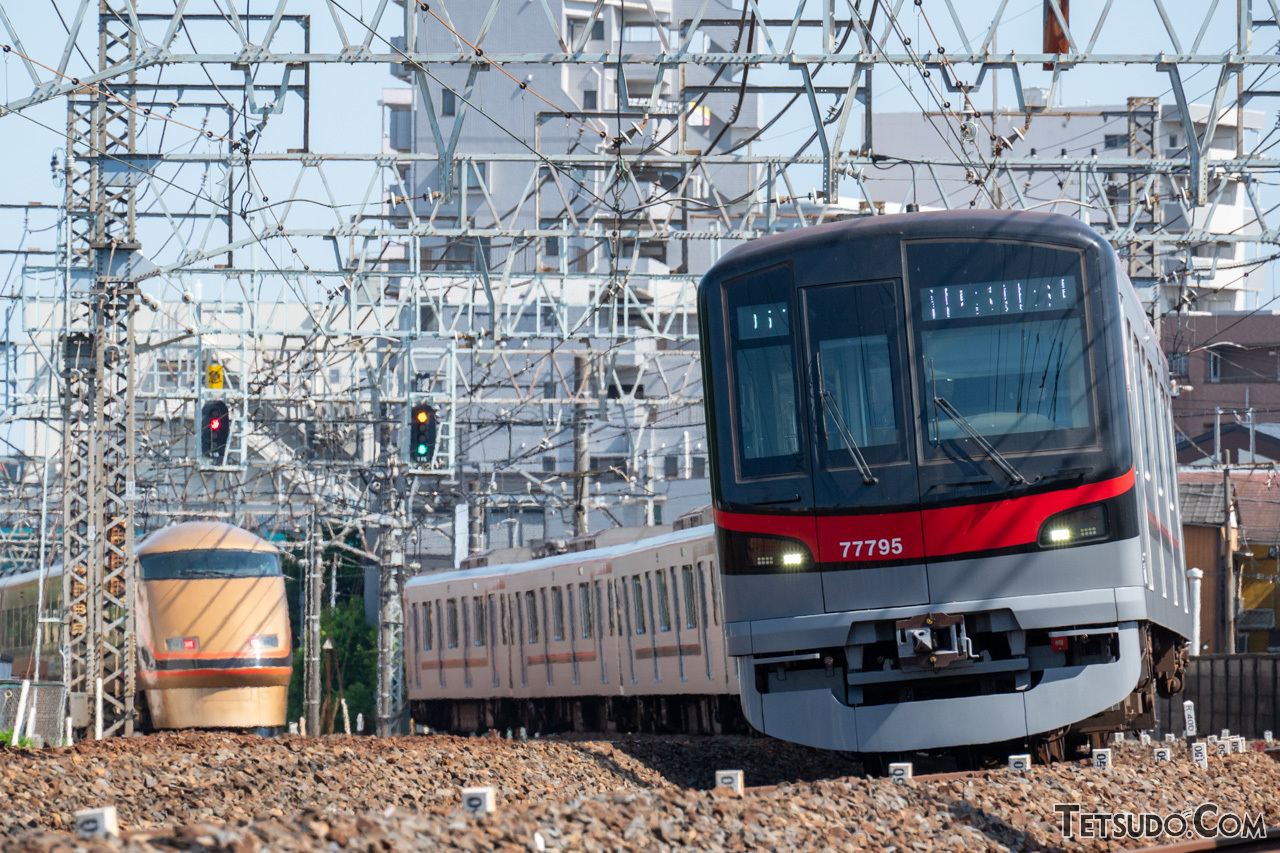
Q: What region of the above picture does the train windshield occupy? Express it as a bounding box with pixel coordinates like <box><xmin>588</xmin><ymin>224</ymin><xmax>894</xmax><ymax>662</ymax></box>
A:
<box><xmin>907</xmin><ymin>241</ymin><xmax>1097</xmax><ymax>457</ymax></box>
<box><xmin>804</xmin><ymin>280</ymin><xmax>907</xmax><ymax>468</ymax></box>
<box><xmin>139</xmin><ymin>549</ymin><xmax>281</xmax><ymax>580</ymax></box>
<box><xmin>725</xmin><ymin>265</ymin><xmax>805</xmax><ymax>479</ymax></box>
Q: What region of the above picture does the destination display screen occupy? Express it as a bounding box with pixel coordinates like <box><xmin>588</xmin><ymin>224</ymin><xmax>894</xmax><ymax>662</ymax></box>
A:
<box><xmin>920</xmin><ymin>275</ymin><xmax>1079</xmax><ymax>321</ymax></box>
<box><xmin>735</xmin><ymin>302</ymin><xmax>790</xmax><ymax>340</ymax></box>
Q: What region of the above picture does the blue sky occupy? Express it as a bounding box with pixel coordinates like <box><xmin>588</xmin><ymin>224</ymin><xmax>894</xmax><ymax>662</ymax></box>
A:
<box><xmin>0</xmin><ymin>1</ymin><xmax>1271</xmax><ymax>302</ymax></box>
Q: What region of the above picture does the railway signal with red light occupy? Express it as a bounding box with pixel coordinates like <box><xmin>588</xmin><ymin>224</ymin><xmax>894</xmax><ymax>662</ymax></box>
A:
<box><xmin>409</xmin><ymin>403</ymin><xmax>437</xmax><ymax>465</ymax></box>
<box><xmin>200</xmin><ymin>400</ymin><xmax>230</xmax><ymax>461</ymax></box>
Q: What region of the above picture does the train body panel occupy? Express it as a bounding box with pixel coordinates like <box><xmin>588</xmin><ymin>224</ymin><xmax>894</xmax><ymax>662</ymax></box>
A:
<box><xmin>697</xmin><ymin>210</ymin><xmax>1193</xmax><ymax>752</ymax></box>
<box><xmin>0</xmin><ymin>568</ymin><xmax>62</xmax><ymax>681</ymax></box>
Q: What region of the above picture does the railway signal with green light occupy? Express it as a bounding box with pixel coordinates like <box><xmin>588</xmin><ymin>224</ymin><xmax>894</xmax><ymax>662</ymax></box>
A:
<box><xmin>409</xmin><ymin>403</ymin><xmax>437</xmax><ymax>466</ymax></box>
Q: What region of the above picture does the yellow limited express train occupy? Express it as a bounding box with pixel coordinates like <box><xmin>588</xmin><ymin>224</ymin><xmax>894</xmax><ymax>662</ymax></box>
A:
<box><xmin>0</xmin><ymin>521</ymin><xmax>291</xmax><ymax>730</ymax></box>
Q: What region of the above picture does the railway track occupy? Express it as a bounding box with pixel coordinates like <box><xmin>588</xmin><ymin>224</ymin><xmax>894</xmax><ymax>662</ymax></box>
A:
<box><xmin>3</xmin><ymin>732</ymin><xmax>1279</xmax><ymax>851</ymax></box>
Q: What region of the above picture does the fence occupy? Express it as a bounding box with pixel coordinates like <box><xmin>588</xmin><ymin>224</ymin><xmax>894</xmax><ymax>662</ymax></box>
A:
<box><xmin>1155</xmin><ymin>655</ymin><xmax>1280</xmax><ymax>739</ymax></box>
<box><xmin>0</xmin><ymin>680</ymin><xmax>68</xmax><ymax>746</ymax></box>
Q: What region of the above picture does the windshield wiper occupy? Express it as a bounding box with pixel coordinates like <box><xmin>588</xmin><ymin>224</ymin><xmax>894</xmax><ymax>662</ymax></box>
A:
<box><xmin>932</xmin><ymin>396</ymin><xmax>1026</xmax><ymax>485</ymax></box>
<box><xmin>820</xmin><ymin>388</ymin><xmax>878</xmax><ymax>485</ymax></box>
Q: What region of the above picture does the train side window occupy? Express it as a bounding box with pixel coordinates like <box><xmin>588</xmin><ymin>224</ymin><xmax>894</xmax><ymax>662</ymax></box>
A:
<box><xmin>473</xmin><ymin>597</ymin><xmax>486</xmax><ymax>646</ymax></box>
<box><xmin>632</xmin><ymin>576</ymin><xmax>646</xmax><ymax>634</ymax></box>
<box><xmin>656</xmin><ymin>569</ymin><xmax>672</xmax><ymax>632</ymax></box>
<box><xmin>447</xmin><ymin>599</ymin><xmax>459</xmax><ymax>648</ymax></box>
<box><xmin>526</xmin><ymin>591</ymin><xmax>540</xmax><ymax>644</ymax></box>
<box><xmin>499</xmin><ymin>595</ymin><xmax>508</xmax><ymax>645</ymax></box>
<box><xmin>724</xmin><ymin>266</ymin><xmax>804</xmax><ymax>479</ymax></box>
<box><xmin>709</xmin><ymin>566</ymin><xmax>722</xmax><ymax>626</ymax></box>
<box><xmin>423</xmin><ymin>603</ymin><xmax>433</xmax><ymax>651</ymax></box>
<box><xmin>579</xmin><ymin>583</ymin><xmax>593</xmax><ymax>639</ymax></box>
<box><xmin>551</xmin><ymin>586</ymin><xmax>566</xmax><ymax>641</ymax></box>
<box><xmin>681</xmin><ymin>566</ymin><xmax>698</xmax><ymax>629</ymax></box>
<box><xmin>607</xmin><ymin>582</ymin><xmax>617</xmax><ymax>635</ymax></box>
<box><xmin>411</xmin><ymin>603</ymin><xmax>420</xmax><ymax>654</ymax></box>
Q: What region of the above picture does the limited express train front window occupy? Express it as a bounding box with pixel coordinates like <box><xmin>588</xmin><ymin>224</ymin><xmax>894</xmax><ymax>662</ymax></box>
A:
<box><xmin>140</xmin><ymin>550</ymin><xmax>282</xmax><ymax>580</ymax></box>
<box><xmin>725</xmin><ymin>266</ymin><xmax>804</xmax><ymax>479</ymax></box>
<box><xmin>907</xmin><ymin>241</ymin><xmax>1096</xmax><ymax>457</ymax></box>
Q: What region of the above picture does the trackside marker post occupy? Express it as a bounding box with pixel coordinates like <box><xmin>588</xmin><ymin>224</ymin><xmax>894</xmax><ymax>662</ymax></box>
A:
<box><xmin>715</xmin><ymin>770</ymin><xmax>745</xmax><ymax>796</ymax></box>
<box><xmin>1153</xmin><ymin>747</ymin><xmax>1171</xmax><ymax>763</ymax></box>
<box><xmin>1191</xmin><ymin>742</ymin><xmax>1209</xmax><ymax>768</ymax></box>
<box><xmin>1183</xmin><ymin>700</ymin><xmax>1197</xmax><ymax>737</ymax></box>
<box><xmin>75</xmin><ymin>807</ymin><xmax>119</xmax><ymax>838</ymax></box>
<box><xmin>1008</xmin><ymin>754</ymin><xmax>1031</xmax><ymax>772</ymax></box>
<box><xmin>888</xmin><ymin>763</ymin><xmax>913</xmax><ymax>784</ymax></box>
<box><xmin>1092</xmin><ymin>748</ymin><xmax>1112</xmax><ymax>770</ymax></box>
<box><xmin>461</xmin><ymin>787</ymin><xmax>495</xmax><ymax>815</ymax></box>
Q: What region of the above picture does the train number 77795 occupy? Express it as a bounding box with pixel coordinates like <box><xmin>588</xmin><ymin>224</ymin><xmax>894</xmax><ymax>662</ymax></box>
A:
<box><xmin>840</xmin><ymin>538</ymin><xmax>904</xmax><ymax>558</ymax></box>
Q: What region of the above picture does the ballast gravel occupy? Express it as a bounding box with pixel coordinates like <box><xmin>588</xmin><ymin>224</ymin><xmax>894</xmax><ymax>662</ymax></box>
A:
<box><xmin>1</xmin><ymin>731</ymin><xmax>1277</xmax><ymax>851</ymax></box>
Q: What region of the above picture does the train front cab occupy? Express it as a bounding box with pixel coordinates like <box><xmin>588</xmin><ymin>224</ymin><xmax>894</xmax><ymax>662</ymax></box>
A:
<box><xmin>699</xmin><ymin>211</ymin><xmax>1191</xmax><ymax>752</ymax></box>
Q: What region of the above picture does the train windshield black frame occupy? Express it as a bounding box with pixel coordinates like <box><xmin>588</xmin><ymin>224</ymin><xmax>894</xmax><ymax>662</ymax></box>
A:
<box><xmin>139</xmin><ymin>549</ymin><xmax>282</xmax><ymax>580</ymax></box>
<box><xmin>724</xmin><ymin>265</ymin><xmax>805</xmax><ymax>479</ymax></box>
<box><xmin>907</xmin><ymin>241</ymin><xmax>1098</xmax><ymax>458</ymax></box>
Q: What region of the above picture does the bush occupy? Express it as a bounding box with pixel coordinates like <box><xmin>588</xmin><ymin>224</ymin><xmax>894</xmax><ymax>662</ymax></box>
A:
<box><xmin>0</xmin><ymin>729</ymin><xmax>36</xmax><ymax>748</ymax></box>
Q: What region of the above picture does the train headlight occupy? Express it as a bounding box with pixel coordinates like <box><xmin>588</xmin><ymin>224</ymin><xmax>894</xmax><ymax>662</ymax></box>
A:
<box><xmin>1037</xmin><ymin>503</ymin><xmax>1109</xmax><ymax>549</ymax></box>
<box><xmin>742</xmin><ymin>534</ymin><xmax>813</xmax><ymax>570</ymax></box>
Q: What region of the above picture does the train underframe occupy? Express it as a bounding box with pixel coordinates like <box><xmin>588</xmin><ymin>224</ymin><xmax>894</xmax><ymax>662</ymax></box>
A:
<box><xmin>410</xmin><ymin>621</ymin><xmax>1187</xmax><ymax>765</ymax></box>
<box><xmin>410</xmin><ymin>694</ymin><xmax>750</xmax><ymax>738</ymax></box>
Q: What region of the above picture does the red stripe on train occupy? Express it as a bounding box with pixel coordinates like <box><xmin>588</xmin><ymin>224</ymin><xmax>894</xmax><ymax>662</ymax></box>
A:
<box><xmin>1147</xmin><ymin>511</ymin><xmax>1181</xmax><ymax>549</ymax></box>
<box><xmin>714</xmin><ymin>469</ymin><xmax>1136</xmax><ymax>561</ymax></box>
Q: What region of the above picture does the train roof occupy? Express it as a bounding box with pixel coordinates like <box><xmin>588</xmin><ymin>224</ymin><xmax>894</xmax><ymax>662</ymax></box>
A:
<box><xmin>406</xmin><ymin>523</ymin><xmax>714</xmax><ymax>590</ymax></box>
<box><xmin>136</xmin><ymin>521</ymin><xmax>278</xmax><ymax>556</ymax></box>
<box><xmin>704</xmin><ymin>209</ymin><xmax>1111</xmax><ymax>282</ymax></box>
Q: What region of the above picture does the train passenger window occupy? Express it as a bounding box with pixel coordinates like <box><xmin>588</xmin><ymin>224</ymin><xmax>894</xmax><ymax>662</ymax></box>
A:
<box><xmin>411</xmin><ymin>603</ymin><xmax>419</xmax><ymax>654</ymax></box>
<box><xmin>473</xmin><ymin>597</ymin><xmax>486</xmax><ymax>646</ymax></box>
<box><xmin>423</xmin><ymin>603</ymin><xmax>433</xmax><ymax>651</ymax></box>
<box><xmin>708</xmin><ymin>567</ymin><xmax>721</xmax><ymax>626</ymax></box>
<box><xmin>579</xmin><ymin>583</ymin><xmax>593</xmax><ymax>639</ymax></box>
<box><xmin>525</xmin><ymin>591</ymin><xmax>540</xmax><ymax>644</ymax></box>
<box><xmin>907</xmin><ymin>241</ymin><xmax>1095</xmax><ymax>455</ymax></box>
<box><xmin>725</xmin><ymin>266</ymin><xmax>804</xmax><ymax>479</ymax></box>
<box><xmin>682</xmin><ymin>566</ymin><xmax>698</xmax><ymax>629</ymax></box>
<box><xmin>632</xmin><ymin>576</ymin><xmax>646</xmax><ymax>634</ymax></box>
<box><xmin>499</xmin><ymin>595</ymin><xmax>508</xmax><ymax>645</ymax></box>
<box><xmin>656</xmin><ymin>569</ymin><xmax>672</xmax><ymax>632</ymax></box>
<box><xmin>551</xmin><ymin>587</ymin><xmax>566</xmax><ymax>641</ymax></box>
<box><xmin>804</xmin><ymin>281</ymin><xmax>907</xmax><ymax>466</ymax></box>
<box><xmin>447</xmin><ymin>599</ymin><xmax>459</xmax><ymax>648</ymax></box>
<box><xmin>607</xmin><ymin>582</ymin><xmax>617</xmax><ymax>635</ymax></box>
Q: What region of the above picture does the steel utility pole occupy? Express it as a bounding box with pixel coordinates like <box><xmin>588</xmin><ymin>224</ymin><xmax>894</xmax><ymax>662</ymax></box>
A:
<box><xmin>572</xmin><ymin>354</ymin><xmax>590</xmax><ymax>537</ymax></box>
<box><xmin>375</xmin><ymin>487</ymin><xmax>405</xmax><ymax>737</ymax></box>
<box><xmin>303</xmin><ymin>507</ymin><xmax>322</xmax><ymax>738</ymax></box>
<box><xmin>61</xmin><ymin>1</ymin><xmax>141</xmax><ymax>739</ymax></box>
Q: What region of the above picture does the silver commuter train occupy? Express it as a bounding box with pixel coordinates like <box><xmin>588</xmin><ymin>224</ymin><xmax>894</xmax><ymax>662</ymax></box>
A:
<box><xmin>697</xmin><ymin>210</ymin><xmax>1192</xmax><ymax>754</ymax></box>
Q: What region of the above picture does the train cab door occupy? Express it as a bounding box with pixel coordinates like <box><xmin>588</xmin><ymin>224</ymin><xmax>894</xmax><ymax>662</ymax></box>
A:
<box><xmin>800</xmin><ymin>279</ymin><xmax>930</xmax><ymax>610</ymax></box>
